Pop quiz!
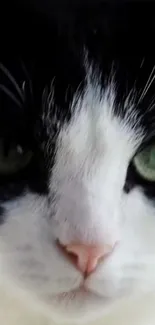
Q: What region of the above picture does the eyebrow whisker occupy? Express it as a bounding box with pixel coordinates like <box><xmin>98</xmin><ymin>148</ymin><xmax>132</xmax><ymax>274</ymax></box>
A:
<box><xmin>0</xmin><ymin>63</ymin><xmax>24</xmax><ymax>103</ymax></box>
<box><xmin>0</xmin><ymin>84</ymin><xmax>22</xmax><ymax>108</ymax></box>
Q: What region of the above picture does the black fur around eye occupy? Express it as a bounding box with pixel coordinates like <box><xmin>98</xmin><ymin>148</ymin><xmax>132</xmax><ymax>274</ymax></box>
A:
<box><xmin>0</xmin><ymin>140</ymin><xmax>33</xmax><ymax>175</ymax></box>
<box><xmin>124</xmin><ymin>160</ymin><xmax>155</xmax><ymax>200</ymax></box>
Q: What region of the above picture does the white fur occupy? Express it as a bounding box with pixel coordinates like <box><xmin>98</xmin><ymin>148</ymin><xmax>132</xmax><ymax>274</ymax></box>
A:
<box><xmin>0</xmin><ymin>77</ymin><xmax>154</xmax><ymax>324</ymax></box>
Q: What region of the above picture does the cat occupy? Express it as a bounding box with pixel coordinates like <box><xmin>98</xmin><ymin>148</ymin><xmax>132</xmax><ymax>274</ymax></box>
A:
<box><xmin>1</xmin><ymin>0</ymin><xmax>155</xmax><ymax>324</ymax></box>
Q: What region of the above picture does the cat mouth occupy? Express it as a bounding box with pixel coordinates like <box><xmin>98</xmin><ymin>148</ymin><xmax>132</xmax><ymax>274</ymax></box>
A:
<box><xmin>54</xmin><ymin>284</ymin><xmax>104</xmax><ymax>302</ymax></box>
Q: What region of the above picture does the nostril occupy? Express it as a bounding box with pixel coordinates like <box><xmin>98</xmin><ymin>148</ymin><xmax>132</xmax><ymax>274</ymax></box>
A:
<box><xmin>57</xmin><ymin>240</ymin><xmax>78</xmax><ymax>266</ymax></box>
<box><xmin>58</xmin><ymin>241</ymin><xmax>115</xmax><ymax>275</ymax></box>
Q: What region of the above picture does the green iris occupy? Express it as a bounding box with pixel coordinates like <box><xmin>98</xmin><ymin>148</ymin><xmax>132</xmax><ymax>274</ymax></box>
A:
<box><xmin>0</xmin><ymin>140</ymin><xmax>33</xmax><ymax>175</ymax></box>
<box><xmin>134</xmin><ymin>145</ymin><xmax>155</xmax><ymax>181</ymax></box>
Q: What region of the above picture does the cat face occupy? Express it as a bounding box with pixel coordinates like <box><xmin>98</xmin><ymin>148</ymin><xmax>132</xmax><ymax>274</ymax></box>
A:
<box><xmin>1</xmin><ymin>1</ymin><xmax>155</xmax><ymax>323</ymax></box>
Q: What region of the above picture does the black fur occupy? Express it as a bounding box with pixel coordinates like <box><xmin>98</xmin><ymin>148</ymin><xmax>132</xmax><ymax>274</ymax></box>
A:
<box><xmin>1</xmin><ymin>0</ymin><xmax>155</xmax><ymax>208</ymax></box>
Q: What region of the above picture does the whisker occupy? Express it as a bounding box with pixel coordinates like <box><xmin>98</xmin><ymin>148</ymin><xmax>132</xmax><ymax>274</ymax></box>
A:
<box><xmin>22</xmin><ymin>81</ymin><xmax>26</xmax><ymax>101</ymax></box>
<box><xmin>46</xmin><ymin>79</ymin><xmax>55</xmax><ymax>110</ymax></box>
<box><xmin>140</xmin><ymin>57</ymin><xmax>145</xmax><ymax>69</ymax></box>
<box><xmin>147</xmin><ymin>103</ymin><xmax>155</xmax><ymax>112</ymax></box>
<box><xmin>147</xmin><ymin>95</ymin><xmax>155</xmax><ymax>111</ymax></box>
<box><xmin>0</xmin><ymin>84</ymin><xmax>22</xmax><ymax>108</ymax></box>
<box><xmin>22</xmin><ymin>81</ymin><xmax>26</xmax><ymax>92</ymax></box>
<box><xmin>0</xmin><ymin>63</ymin><xmax>24</xmax><ymax>103</ymax></box>
<box><xmin>138</xmin><ymin>65</ymin><xmax>155</xmax><ymax>104</ymax></box>
<box><xmin>20</xmin><ymin>60</ymin><xmax>33</xmax><ymax>100</ymax></box>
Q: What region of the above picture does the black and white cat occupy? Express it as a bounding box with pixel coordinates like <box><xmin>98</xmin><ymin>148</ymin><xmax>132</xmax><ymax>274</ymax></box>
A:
<box><xmin>1</xmin><ymin>0</ymin><xmax>155</xmax><ymax>324</ymax></box>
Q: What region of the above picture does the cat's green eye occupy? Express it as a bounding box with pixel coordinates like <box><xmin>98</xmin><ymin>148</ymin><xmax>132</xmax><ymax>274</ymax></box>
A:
<box><xmin>133</xmin><ymin>144</ymin><xmax>155</xmax><ymax>181</ymax></box>
<box><xmin>0</xmin><ymin>140</ymin><xmax>33</xmax><ymax>175</ymax></box>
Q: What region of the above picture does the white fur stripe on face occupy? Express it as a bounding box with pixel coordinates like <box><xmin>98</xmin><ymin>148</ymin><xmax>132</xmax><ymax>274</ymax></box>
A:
<box><xmin>50</xmin><ymin>76</ymin><xmax>143</xmax><ymax>246</ymax></box>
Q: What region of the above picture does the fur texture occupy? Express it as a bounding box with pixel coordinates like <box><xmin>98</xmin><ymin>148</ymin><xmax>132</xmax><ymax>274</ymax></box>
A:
<box><xmin>1</xmin><ymin>1</ymin><xmax>155</xmax><ymax>324</ymax></box>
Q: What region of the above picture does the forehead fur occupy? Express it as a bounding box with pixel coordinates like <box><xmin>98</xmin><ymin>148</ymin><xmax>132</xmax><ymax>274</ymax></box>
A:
<box><xmin>61</xmin><ymin>85</ymin><xmax>140</xmax><ymax>154</ymax></box>
<box><xmin>45</xmin><ymin>60</ymin><xmax>144</xmax><ymax>161</ymax></box>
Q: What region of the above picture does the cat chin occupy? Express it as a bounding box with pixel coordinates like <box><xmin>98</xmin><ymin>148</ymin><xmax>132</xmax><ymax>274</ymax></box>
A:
<box><xmin>42</xmin><ymin>287</ymin><xmax>118</xmax><ymax>323</ymax></box>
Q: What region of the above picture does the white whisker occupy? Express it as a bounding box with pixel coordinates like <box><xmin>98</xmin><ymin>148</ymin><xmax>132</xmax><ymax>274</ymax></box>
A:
<box><xmin>22</xmin><ymin>81</ymin><xmax>26</xmax><ymax>92</ymax></box>
<box><xmin>0</xmin><ymin>84</ymin><xmax>22</xmax><ymax>108</ymax></box>
<box><xmin>138</xmin><ymin>65</ymin><xmax>155</xmax><ymax>104</ymax></box>
<box><xmin>48</xmin><ymin>79</ymin><xmax>55</xmax><ymax>109</ymax></box>
<box><xmin>140</xmin><ymin>57</ymin><xmax>145</xmax><ymax>69</ymax></box>
<box><xmin>0</xmin><ymin>63</ymin><xmax>24</xmax><ymax>103</ymax></box>
<box><xmin>22</xmin><ymin>81</ymin><xmax>26</xmax><ymax>101</ymax></box>
<box><xmin>147</xmin><ymin>104</ymin><xmax>155</xmax><ymax>112</ymax></box>
<box><xmin>147</xmin><ymin>95</ymin><xmax>155</xmax><ymax>110</ymax></box>
<box><xmin>20</xmin><ymin>60</ymin><xmax>33</xmax><ymax>99</ymax></box>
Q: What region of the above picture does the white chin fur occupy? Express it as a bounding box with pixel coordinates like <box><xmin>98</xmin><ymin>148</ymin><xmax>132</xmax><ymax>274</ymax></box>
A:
<box><xmin>1</xmin><ymin>276</ymin><xmax>155</xmax><ymax>325</ymax></box>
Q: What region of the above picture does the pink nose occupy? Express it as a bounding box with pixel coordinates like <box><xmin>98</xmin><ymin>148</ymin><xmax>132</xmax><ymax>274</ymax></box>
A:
<box><xmin>62</xmin><ymin>243</ymin><xmax>114</xmax><ymax>275</ymax></box>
